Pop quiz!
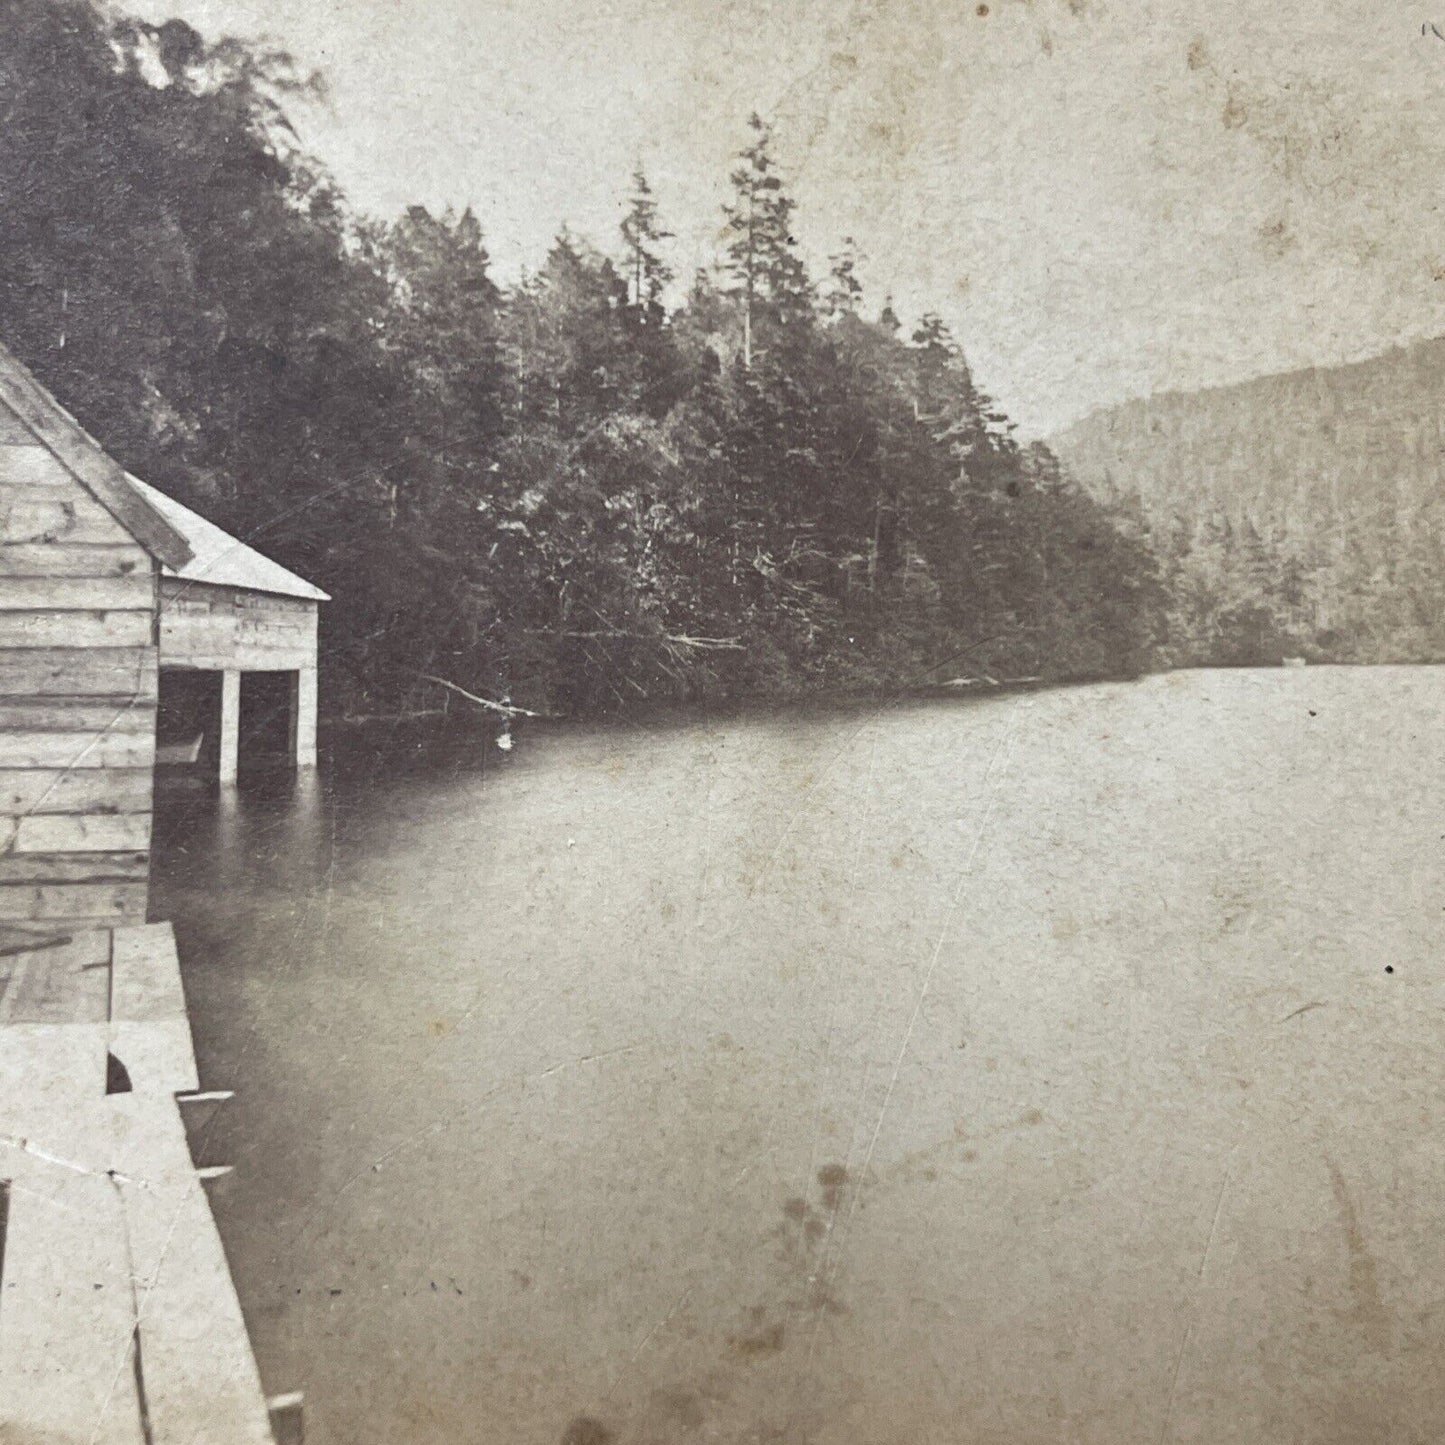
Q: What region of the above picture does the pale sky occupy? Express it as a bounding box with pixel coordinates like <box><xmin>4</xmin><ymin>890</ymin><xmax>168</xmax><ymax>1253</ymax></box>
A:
<box><xmin>126</xmin><ymin>0</ymin><xmax>1445</xmax><ymax>436</ymax></box>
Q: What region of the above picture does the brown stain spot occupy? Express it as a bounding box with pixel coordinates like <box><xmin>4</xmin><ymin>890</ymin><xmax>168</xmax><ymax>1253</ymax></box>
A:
<box><xmin>561</xmin><ymin>1417</ymin><xmax>614</xmax><ymax>1445</ymax></box>
<box><xmin>803</xmin><ymin>1216</ymin><xmax>826</xmax><ymax>1243</ymax></box>
<box><xmin>1327</xmin><ymin>1157</ymin><xmax>1391</xmax><ymax>1352</ymax></box>
<box><xmin>427</xmin><ymin>1018</ymin><xmax>451</xmax><ymax>1037</ymax></box>
<box><xmin>729</xmin><ymin>1314</ymin><xmax>786</xmax><ymax>1359</ymax></box>
<box><xmin>782</xmin><ymin>1196</ymin><xmax>808</xmax><ymax>1222</ymax></box>
<box><xmin>1051</xmin><ymin>913</ymin><xmax>1080</xmax><ymax>942</ymax></box>
<box><xmin>961</xmin><ymin>1148</ymin><xmax>979</xmax><ymax>1162</ymax></box>
<box><xmin>1020</xmin><ymin>1107</ymin><xmax>1045</xmax><ymax>1127</ymax></box>
<box><xmin>817</xmin><ymin>1162</ymin><xmax>849</xmax><ymax>1211</ymax></box>
<box><xmin>659</xmin><ymin>900</ymin><xmax>676</xmax><ymax>921</ymax></box>
<box><xmin>1186</xmin><ymin>37</ymin><xmax>1209</xmax><ymax>71</ymax></box>
<box><xmin>1259</xmin><ymin>217</ymin><xmax>1293</xmax><ymax>257</ymax></box>
<box><xmin>1222</xmin><ymin>88</ymin><xmax>1248</xmax><ymax>131</ymax></box>
<box><xmin>976</xmin><ymin>3</ymin><xmax>989</xmax><ymax>13</ymax></box>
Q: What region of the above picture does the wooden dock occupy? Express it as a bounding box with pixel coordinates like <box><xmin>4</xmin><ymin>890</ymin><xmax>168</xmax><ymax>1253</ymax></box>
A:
<box><xmin>0</xmin><ymin>922</ymin><xmax>293</xmax><ymax>1444</ymax></box>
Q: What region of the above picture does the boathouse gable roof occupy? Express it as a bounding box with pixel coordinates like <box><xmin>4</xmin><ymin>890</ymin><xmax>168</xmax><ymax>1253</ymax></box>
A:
<box><xmin>127</xmin><ymin>474</ymin><xmax>331</xmax><ymax>602</ymax></box>
<box><xmin>0</xmin><ymin>340</ymin><xmax>193</xmax><ymax>570</ymax></box>
<box><xmin>0</xmin><ymin>338</ymin><xmax>328</xmax><ymax>603</ymax></box>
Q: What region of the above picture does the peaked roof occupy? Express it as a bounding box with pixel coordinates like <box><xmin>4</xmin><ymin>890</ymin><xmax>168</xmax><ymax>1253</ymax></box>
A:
<box><xmin>0</xmin><ymin>341</ymin><xmax>192</xmax><ymax>569</ymax></box>
<box><xmin>127</xmin><ymin>475</ymin><xmax>329</xmax><ymax>602</ymax></box>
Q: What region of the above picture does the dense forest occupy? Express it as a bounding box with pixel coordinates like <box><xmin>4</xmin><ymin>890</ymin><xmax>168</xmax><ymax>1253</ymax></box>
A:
<box><xmin>0</xmin><ymin>0</ymin><xmax>1171</xmax><ymax>724</ymax></box>
<box><xmin>1053</xmin><ymin>341</ymin><xmax>1445</xmax><ymax>667</ymax></box>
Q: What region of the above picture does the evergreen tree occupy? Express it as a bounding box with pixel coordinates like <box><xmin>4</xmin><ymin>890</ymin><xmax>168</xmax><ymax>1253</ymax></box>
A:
<box><xmin>619</xmin><ymin>167</ymin><xmax>673</xmax><ymax>322</ymax></box>
<box><xmin>721</xmin><ymin>114</ymin><xmax>811</xmax><ymax>366</ymax></box>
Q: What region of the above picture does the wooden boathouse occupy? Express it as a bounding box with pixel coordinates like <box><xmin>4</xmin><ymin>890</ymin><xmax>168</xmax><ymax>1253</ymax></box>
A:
<box><xmin>0</xmin><ymin>342</ymin><xmax>314</xmax><ymax>1443</ymax></box>
<box><xmin>0</xmin><ymin>342</ymin><xmax>326</xmax><ymax>936</ymax></box>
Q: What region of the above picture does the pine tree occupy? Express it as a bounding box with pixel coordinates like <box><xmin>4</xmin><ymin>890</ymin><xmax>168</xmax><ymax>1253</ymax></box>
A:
<box><xmin>823</xmin><ymin>238</ymin><xmax>864</xmax><ymax>323</ymax></box>
<box><xmin>721</xmin><ymin>114</ymin><xmax>811</xmax><ymax>366</ymax></box>
<box><xmin>619</xmin><ymin>167</ymin><xmax>673</xmax><ymax>323</ymax></box>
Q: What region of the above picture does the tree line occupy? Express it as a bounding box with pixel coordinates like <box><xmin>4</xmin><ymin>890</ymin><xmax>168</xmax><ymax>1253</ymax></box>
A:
<box><xmin>3</xmin><ymin>2</ymin><xmax>1169</xmax><ymax>723</ymax></box>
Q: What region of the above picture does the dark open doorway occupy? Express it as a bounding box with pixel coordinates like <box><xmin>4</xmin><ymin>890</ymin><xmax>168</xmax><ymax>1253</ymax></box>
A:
<box><xmin>239</xmin><ymin>671</ymin><xmax>297</xmax><ymax>769</ymax></box>
<box><xmin>156</xmin><ymin>669</ymin><xmax>218</xmax><ymax>771</ymax></box>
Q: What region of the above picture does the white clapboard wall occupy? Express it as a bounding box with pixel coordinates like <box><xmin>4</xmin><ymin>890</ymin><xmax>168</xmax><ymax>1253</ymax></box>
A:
<box><xmin>0</xmin><ymin>398</ymin><xmax>158</xmax><ymax>934</ymax></box>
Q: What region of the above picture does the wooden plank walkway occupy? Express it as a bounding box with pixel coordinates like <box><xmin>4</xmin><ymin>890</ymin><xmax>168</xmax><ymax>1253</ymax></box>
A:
<box><xmin>0</xmin><ymin>922</ymin><xmax>284</xmax><ymax>1445</ymax></box>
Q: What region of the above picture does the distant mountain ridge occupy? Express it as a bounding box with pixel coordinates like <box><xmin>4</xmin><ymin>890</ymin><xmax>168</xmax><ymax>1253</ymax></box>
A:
<box><xmin>1048</xmin><ymin>337</ymin><xmax>1445</xmax><ymax>667</ymax></box>
<box><xmin>1050</xmin><ymin>337</ymin><xmax>1445</xmax><ymax>527</ymax></box>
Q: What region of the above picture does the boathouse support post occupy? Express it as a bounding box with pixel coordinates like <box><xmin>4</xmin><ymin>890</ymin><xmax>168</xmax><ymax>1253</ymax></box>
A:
<box><xmin>289</xmin><ymin>665</ymin><xmax>318</xmax><ymax>769</ymax></box>
<box><xmin>219</xmin><ymin>668</ymin><xmax>241</xmax><ymax>784</ymax></box>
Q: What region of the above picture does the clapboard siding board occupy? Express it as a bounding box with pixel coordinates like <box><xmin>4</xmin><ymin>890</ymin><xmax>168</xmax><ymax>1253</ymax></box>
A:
<box><xmin>160</xmin><ymin>577</ymin><xmax>317</xmax><ymax>669</ymax></box>
<box><xmin>0</xmin><ymin>766</ymin><xmax>152</xmax><ymax>815</ymax></box>
<box><xmin>0</xmin><ymin>394</ymin><xmax>165</xmax><ymax>937</ymax></box>
<box><xmin>0</xmin><ymin>423</ymin><xmax>156</xmax><ymax>927</ymax></box>
<box><xmin>0</xmin><ymin>729</ymin><xmax>154</xmax><ymax>769</ymax></box>
<box><xmin>0</xmin><ymin>609</ymin><xmax>153</xmax><ymax>648</ymax></box>
<box><xmin>0</xmin><ymin>542</ymin><xmax>151</xmax><ymax>577</ymax></box>
<box><xmin>0</xmin><ymin>700</ymin><xmax>155</xmax><ymax>733</ymax></box>
<box><xmin>0</xmin><ymin>443</ymin><xmax>86</xmax><ymax>488</ymax></box>
<box><xmin>0</xmin><ymin>574</ymin><xmax>154</xmax><ymax>609</ymax></box>
<box><xmin>0</xmin><ymin>646</ymin><xmax>157</xmax><ymax>698</ymax></box>
<box><xmin>11</xmin><ymin>813</ymin><xmax>152</xmax><ymax>853</ymax></box>
<box><xmin>0</xmin><ymin>493</ymin><xmax>137</xmax><ymax>545</ymax></box>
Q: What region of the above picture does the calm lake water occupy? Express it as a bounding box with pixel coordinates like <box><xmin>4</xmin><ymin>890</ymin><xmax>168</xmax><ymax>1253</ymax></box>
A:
<box><xmin>152</xmin><ymin>667</ymin><xmax>1445</xmax><ymax>1445</ymax></box>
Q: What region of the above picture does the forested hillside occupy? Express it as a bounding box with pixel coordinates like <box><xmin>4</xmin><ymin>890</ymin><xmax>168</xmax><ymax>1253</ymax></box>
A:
<box><xmin>0</xmin><ymin>0</ymin><xmax>1165</xmax><ymax>723</ymax></box>
<box><xmin>1053</xmin><ymin>342</ymin><xmax>1445</xmax><ymax>666</ymax></box>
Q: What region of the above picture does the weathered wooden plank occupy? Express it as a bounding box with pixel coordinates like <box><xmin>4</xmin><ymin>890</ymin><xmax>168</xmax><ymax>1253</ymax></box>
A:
<box><xmin>162</xmin><ymin>611</ymin><xmax>316</xmax><ymax>640</ymax></box>
<box><xmin>0</xmin><ymin>1160</ymin><xmax>146</xmax><ymax>1445</ymax></box>
<box><xmin>0</xmin><ymin>767</ymin><xmax>152</xmax><ymax>816</ymax></box>
<box><xmin>0</xmin><ymin>574</ymin><xmax>153</xmax><ymax>610</ymax></box>
<box><xmin>109</xmin><ymin>1097</ymin><xmax>273</xmax><ymax>1442</ymax></box>
<box><xmin>0</xmin><ymin>342</ymin><xmax>191</xmax><ymax>567</ymax></box>
<box><xmin>0</xmin><ymin>852</ymin><xmax>148</xmax><ymax>883</ymax></box>
<box><xmin>0</xmin><ymin>881</ymin><xmax>147</xmax><ymax>922</ymax></box>
<box><xmin>0</xmin><ymin>404</ymin><xmax>33</xmax><ymax>444</ymax></box>
<box><xmin>0</xmin><ymin>442</ymin><xmax>76</xmax><ymax>487</ymax></box>
<box><xmin>110</xmin><ymin>923</ymin><xmax>185</xmax><ymax>1026</ymax></box>
<box><xmin>11</xmin><ymin>813</ymin><xmax>152</xmax><ymax>854</ymax></box>
<box><xmin>0</xmin><ymin>700</ymin><xmax>154</xmax><ymax>734</ymax></box>
<box><xmin>0</xmin><ymin>493</ymin><xmax>135</xmax><ymax>545</ymax></box>
<box><xmin>0</xmin><ymin>929</ymin><xmax>111</xmax><ymax>1024</ymax></box>
<box><xmin>161</xmin><ymin>648</ymin><xmax>314</xmax><ymax>672</ymax></box>
<box><xmin>0</xmin><ymin>542</ymin><xmax>150</xmax><ymax>577</ymax></box>
<box><xmin>0</xmin><ymin>730</ymin><xmax>154</xmax><ymax>769</ymax></box>
<box><xmin>110</xmin><ymin>924</ymin><xmax>196</xmax><ymax>1097</ymax></box>
<box><xmin>159</xmin><ymin>586</ymin><xmax>317</xmax><ymax>672</ymax></box>
<box><xmin>159</xmin><ymin>579</ymin><xmax>314</xmax><ymax>612</ymax></box>
<box><xmin>0</xmin><ymin>609</ymin><xmax>153</xmax><ymax>648</ymax></box>
<box><xmin>0</xmin><ymin>646</ymin><xmax>157</xmax><ymax>698</ymax></box>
